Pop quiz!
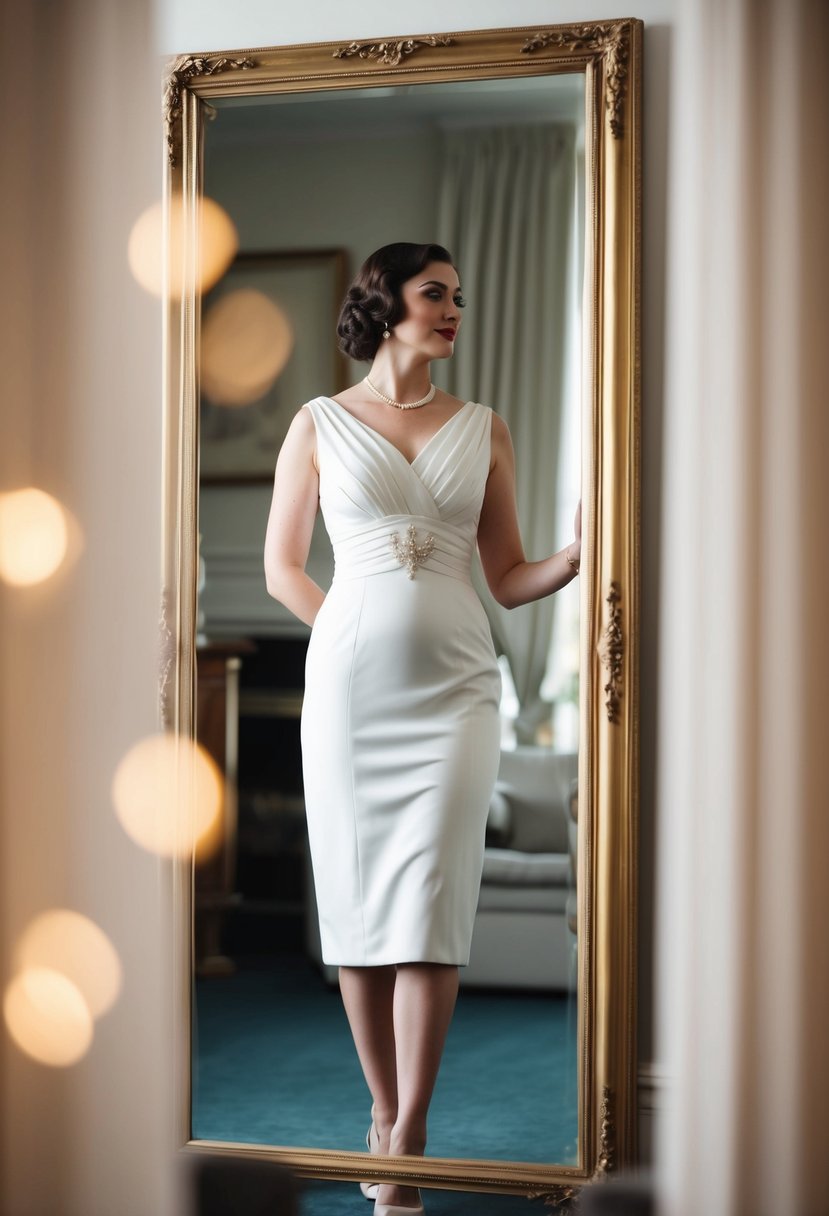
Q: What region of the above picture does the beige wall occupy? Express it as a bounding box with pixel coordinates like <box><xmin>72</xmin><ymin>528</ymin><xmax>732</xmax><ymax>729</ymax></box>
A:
<box><xmin>204</xmin><ymin>130</ymin><xmax>441</xmax><ymax>251</ymax></box>
<box><xmin>1</xmin><ymin>2</ymin><xmax>176</xmax><ymax>1214</ymax></box>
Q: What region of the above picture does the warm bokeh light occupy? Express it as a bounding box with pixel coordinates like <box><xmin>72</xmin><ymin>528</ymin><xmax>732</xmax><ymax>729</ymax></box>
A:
<box><xmin>0</xmin><ymin>488</ymin><xmax>69</xmax><ymax>586</ymax></box>
<box><xmin>111</xmin><ymin>733</ymin><xmax>223</xmax><ymax>860</ymax></box>
<box><xmin>14</xmin><ymin>910</ymin><xmax>122</xmax><ymax>1019</ymax></box>
<box><xmin>127</xmin><ymin>195</ymin><xmax>238</xmax><ymax>299</ymax></box>
<box><xmin>201</xmin><ymin>288</ymin><xmax>295</xmax><ymax>406</ymax></box>
<box><xmin>4</xmin><ymin>968</ymin><xmax>94</xmax><ymax>1067</ymax></box>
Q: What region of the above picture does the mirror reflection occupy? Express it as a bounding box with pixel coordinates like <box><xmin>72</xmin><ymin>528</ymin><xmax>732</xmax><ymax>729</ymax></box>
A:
<box><xmin>192</xmin><ymin>72</ymin><xmax>585</xmax><ymax>1178</ymax></box>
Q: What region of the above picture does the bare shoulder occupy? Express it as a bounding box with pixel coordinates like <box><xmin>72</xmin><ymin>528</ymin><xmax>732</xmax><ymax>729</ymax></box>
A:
<box><xmin>282</xmin><ymin>404</ymin><xmax>315</xmax><ymax>443</ymax></box>
<box><xmin>490</xmin><ymin>411</ymin><xmax>513</xmax><ymax>447</ymax></box>
<box><xmin>486</xmin><ymin>411</ymin><xmax>513</xmax><ymax>473</ymax></box>
<box><xmin>277</xmin><ymin>404</ymin><xmax>317</xmax><ymax>467</ymax></box>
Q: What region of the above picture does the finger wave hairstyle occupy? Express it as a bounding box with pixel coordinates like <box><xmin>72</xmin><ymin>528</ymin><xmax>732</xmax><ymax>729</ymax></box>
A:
<box><xmin>336</xmin><ymin>242</ymin><xmax>458</xmax><ymax>362</ymax></box>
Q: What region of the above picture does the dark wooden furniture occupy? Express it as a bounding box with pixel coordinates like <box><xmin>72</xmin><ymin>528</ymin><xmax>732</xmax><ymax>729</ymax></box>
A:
<box><xmin>194</xmin><ymin>638</ymin><xmax>256</xmax><ymax>975</ymax></box>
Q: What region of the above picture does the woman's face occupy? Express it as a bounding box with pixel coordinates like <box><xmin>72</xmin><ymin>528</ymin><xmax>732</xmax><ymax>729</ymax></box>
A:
<box><xmin>391</xmin><ymin>260</ymin><xmax>464</xmax><ymax>358</ymax></box>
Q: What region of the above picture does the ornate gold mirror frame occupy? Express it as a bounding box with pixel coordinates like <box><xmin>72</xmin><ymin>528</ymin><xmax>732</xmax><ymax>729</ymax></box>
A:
<box><xmin>161</xmin><ymin>19</ymin><xmax>641</xmax><ymax>1207</ymax></box>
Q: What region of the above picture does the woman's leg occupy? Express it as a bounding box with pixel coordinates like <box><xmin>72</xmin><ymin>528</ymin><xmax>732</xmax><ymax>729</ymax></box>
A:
<box><xmin>377</xmin><ymin>962</ymin><xmax>460</xmax><ymax>1209</ymax></box>
<box><xmin>338</xmin><ymin>965</ymin><xmax>399</xmax><ymax>1148</ymax></box>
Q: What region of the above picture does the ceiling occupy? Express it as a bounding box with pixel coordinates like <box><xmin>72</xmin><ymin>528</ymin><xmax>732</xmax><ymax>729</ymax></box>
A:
<box><xmin>207</xmin><ymin>74</ymin><xmax>585</xmax><ymax>147</ymax></box>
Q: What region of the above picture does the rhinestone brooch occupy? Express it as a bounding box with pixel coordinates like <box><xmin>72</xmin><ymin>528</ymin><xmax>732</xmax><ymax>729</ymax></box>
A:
<box><xmin>390</xmin><ymin>524</ymin><xmax>435</xmax><ymax>579</ymax></box>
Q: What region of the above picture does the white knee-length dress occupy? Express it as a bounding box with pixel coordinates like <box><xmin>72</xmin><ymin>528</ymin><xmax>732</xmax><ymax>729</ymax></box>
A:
<box><xmin>300</xmin><ymin>396</ymin><xmax>502</xmax><ymax>966</ymax></box>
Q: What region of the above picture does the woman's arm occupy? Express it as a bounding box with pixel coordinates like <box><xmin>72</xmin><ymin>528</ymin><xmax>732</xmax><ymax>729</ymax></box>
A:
<box><xmin>477</xmin><ymin>413</ymin><xmax>582</xmax><ymax>610</ymax></box>
<box><xmin>263</xmin><ymin>406</ymin><xmax>326</xmax><ymax>627</ymax></box>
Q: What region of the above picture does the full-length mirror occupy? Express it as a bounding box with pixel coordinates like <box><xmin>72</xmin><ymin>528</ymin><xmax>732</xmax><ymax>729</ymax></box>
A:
<box><xmin>194</xmin><ymin>69</ymin><xmax>584</xmax><ymax>1167</ymax></box>
<box><xmin>165</xmin><ymin>22</ymin><xmax>641</xmax><ymax>1205</ymax></box>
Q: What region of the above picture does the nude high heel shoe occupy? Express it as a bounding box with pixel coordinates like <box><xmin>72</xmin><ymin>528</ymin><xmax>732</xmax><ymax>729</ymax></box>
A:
<box><xmin>359</xmin><ymin>1114</ymin><xmax>380</xmax><ymax>1200</ymax></box>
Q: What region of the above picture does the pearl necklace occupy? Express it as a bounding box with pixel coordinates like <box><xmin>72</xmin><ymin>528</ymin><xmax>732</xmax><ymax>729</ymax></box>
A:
<box><xmin>363</xmin><ymin>375</ymin><xmax>437</xmax><ymax>410</ymax></box>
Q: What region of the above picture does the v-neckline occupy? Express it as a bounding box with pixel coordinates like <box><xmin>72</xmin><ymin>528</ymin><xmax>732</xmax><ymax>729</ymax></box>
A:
<box><xmin>318</xmin><ymin>396</ymin><xmax>474</xmax><ymax>468</ymax></box>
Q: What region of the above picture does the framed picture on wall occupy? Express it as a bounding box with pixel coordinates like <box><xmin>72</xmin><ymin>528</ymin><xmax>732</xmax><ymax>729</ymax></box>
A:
<box><xmin>199</xmin><ymin>248</ymin><xmax>350</xmax><ymax>484</ymax></box>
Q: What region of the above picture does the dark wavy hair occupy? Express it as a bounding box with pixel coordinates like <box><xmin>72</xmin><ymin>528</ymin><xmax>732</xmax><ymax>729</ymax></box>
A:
<box><xmin>336</xmin><ymin>242</ymin><xmax>458</xmax><ymax>362</ymax></box>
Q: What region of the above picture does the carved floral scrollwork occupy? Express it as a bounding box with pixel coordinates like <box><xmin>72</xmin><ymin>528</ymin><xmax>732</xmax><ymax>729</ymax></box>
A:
<box><xmin>597</xmin><ymin>583</ymin><xmax>623</xmax><ymax>723</ymax></box>
<box><xmin>332</xmin><ymin>35</ymin><xmax>454</xmax><ymax>67</ymax></box>
<box><xmin>596</xmin><ymin>1085</ymin><xmax>615</xmax><ymax>1177</ymax></box>
<box><xmin>158</xmin><ymin>585</ymin><xmax>176</xmax><ymax>730</ymax></box>
<box><xmin>521</xmin><ymin>22</ymin><xmax>630</xmax><ymax>138</ymax></box>
<box><xmin>529</xmin><ymin>1182</ymin><xmax>580</xmax><ymax>1210</ymax></box>
<box><xmin>164</xmin><ymin>54</ymin><xmax>257</xmax><ymax>166</ymax></box>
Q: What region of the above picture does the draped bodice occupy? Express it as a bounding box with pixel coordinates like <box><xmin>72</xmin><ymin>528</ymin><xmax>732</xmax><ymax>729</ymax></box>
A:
<box><xmin>302</xmin><ymin>396</ymin><xmax>493</xmax><ymax>583</ymax></box>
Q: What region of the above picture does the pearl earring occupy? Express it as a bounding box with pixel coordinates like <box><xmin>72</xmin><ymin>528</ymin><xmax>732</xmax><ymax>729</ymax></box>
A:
<box><xmin>382</xmin><ymin>325</ymin><xmax>391</xmax><ymax>340</ymax></box>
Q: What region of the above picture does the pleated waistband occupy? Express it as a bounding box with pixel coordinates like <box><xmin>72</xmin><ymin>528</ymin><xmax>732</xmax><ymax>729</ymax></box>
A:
<box><xmin>330</xmin><ymin>515</ymin><xmax>473</xmax><ymax>583</ymax></box>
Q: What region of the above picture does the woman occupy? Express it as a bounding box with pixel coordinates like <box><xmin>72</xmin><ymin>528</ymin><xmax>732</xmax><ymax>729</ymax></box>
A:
<box><xmin>264</xmin><ymin>242</ymin><xmax>581</xmax><ymax>1215</ymax></box>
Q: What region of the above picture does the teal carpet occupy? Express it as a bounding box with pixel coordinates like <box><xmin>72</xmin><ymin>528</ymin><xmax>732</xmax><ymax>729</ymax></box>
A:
<box><xmin>192</xmin><ymin>956</ymin><xmax>578</xmax><ymax>1211</ymax></box>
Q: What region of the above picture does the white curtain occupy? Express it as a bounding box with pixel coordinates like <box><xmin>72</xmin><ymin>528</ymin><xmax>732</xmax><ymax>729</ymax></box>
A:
<box><xmin>434</xmin><ymin>123</ymin><xmax>579</xmax><ymax>743</ymax></box>
<box><xmin>656</xmin><ymin>0</ymin><xmax>829</xmax><ymax>1213</ymax></box>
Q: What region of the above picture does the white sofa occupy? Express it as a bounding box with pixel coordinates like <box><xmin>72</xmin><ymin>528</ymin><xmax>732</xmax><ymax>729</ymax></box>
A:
<box><xmin>304</xmin><ymin>746</ymin><xmax>578</xmax><ymax>992</ymax></box>
<box><xmin>462</xmin><ymin>746</ymin><xmax>578</xmax><ymax>991</ymax></box>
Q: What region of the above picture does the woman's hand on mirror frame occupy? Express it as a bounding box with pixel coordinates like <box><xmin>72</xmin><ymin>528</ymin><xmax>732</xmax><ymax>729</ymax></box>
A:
<box><xmin>567</xmin><ymin>498</ymin><xmax>582</xmax><ymax>567</ymax></box>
